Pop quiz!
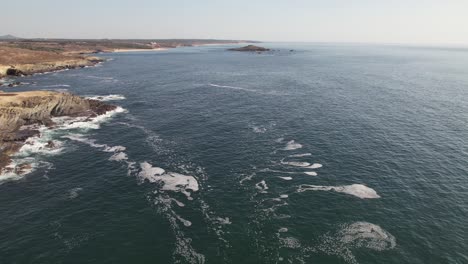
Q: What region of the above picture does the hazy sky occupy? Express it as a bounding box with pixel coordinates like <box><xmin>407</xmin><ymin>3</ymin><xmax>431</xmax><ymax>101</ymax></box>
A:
<box><xmin>2</xmin><ymin>0</ymin><xmax>468</xmax><ymax>45</ymax></box>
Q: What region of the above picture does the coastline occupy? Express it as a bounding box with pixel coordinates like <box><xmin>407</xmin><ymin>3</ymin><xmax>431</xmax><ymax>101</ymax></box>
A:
<box><xmin>0</xmin><ymin>39</ymin><xmax>256</xmax><ymax>179</ymax></box>
<box><xmin>0</xmin><ymin>57</ymin><xmax>104</xmax><ymax>80</ymax></box>
<box><xmin>112</xmin><ymin>48</ymin><xmax>168</xmax><ymax>52</ymax></box>
<box><xmin>0</xmin><ymin>90</ymin><xmax>118</xmax><ymax>180</ymax></box>
<box><xmin>0</xmin><ymin>39</ymin><xmax>257</xmax><ymax>80</ymax></box>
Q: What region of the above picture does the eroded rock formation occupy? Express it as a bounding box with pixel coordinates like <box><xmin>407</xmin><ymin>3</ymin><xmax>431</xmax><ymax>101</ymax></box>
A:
<box><xmin>0</xmin><ymin>91</ymin><xmax>116</xmax><ymax>171</ymax></box>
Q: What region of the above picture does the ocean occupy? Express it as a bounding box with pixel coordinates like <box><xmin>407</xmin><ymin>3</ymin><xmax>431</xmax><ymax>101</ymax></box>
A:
<box><xmin>1</xmin><ymin>43</ymin><xmax>468</xmax><ymax>264</ymax></box>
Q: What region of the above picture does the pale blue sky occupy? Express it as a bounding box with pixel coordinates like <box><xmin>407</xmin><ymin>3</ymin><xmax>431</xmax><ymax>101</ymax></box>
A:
<box><xmin>2</xmin><ymin>0</ymin><xmax>468</xmax><ymax>45</ymax></box>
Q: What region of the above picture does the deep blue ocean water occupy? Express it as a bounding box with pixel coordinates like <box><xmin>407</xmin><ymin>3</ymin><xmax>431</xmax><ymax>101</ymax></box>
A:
<box><xmin>1</xmin><ymin>43</ymin><xmax>468</xmax><ymax>264</ymax></box>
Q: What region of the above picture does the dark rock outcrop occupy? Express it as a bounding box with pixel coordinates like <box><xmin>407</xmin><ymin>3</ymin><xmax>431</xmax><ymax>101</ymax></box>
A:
<box><xmin>7</xmin><ymin>82</ymin><xmax>22</xmax><ymax>87</ymax></box>
<box><xmin>6</xmin><ymin>68</ymin><xmax>24</xmax><ymax>76</ymax></box>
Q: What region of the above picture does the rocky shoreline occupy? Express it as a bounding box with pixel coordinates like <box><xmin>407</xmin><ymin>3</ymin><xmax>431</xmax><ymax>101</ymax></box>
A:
<box><xmin>0</xmin><ymin>39</ymin><xmax>261</xmax><ymax>177</ymax></box>
<box><xmin>0</xmin><ymin>56</ymin><xmax>103</xmax><ymax>79</ymax></box>
<box><xmin>0</xmin><ymin>91</ymin><xmax>116</xmax><ymax>176</ymax></box>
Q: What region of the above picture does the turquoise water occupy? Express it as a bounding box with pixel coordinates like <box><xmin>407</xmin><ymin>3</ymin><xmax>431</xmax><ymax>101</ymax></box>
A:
<box><xmin>1</xmin><ymin>43</ymin><xmax>468</xmax><ymax>263</ymax></box>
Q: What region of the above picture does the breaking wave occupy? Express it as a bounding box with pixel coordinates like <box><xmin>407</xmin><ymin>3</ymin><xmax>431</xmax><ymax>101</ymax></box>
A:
<box><xmin>0</xmin><ymin>107</ymin><xmax>126</xmax><ymax>183</ymax></box>
<box><xmin>86</xmin><ymin>94</ymin><xmax>126</xmax><ymax>101</ymax></box>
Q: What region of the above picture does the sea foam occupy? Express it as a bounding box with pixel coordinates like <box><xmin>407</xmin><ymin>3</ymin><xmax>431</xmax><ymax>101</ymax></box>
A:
<box><xmin>305</xmin><ymin>163</ymin><xmax>322</xmax><ymax>169</ymax></box>
<box><xmin>281</xmin><ymin>161</ymin><xmax>310</xmax><ymax>167</ymax></box>
<box><xmin>0</xmin><ymin>106</ymin><xmax>126</xmax><ymax>183</ymax></box>
<box><xmin>284</xmin><ymin>140</ymin><xmax>302</xmax><ymax>150</ymax></box>
<box><xmin>208</xmin><ymin>83</ymin><xmax>257</xmax><ymax>92</ymax></box>
<box><xmin>86</xmin><ymin>94</ymin><xmax>126</xmax><ymax>101</ymax></box>
<box><xmin>289</xmin><ymin>153</ymin><xmax>312</xmax><ymax>157</ymax></box>
<box><xmin>340</xmin><ymin>222</ymin><xmax>396</xmax><ymax>250</ymax></box>
<box><xmin>255</xmin><ymin>180</ymin><xmax>269</xmax><ymax>193</ymax></box>
<box><xmin>0</xmin><ymin>159</ymin><xmax>35</xmax><ymax>183</ymax></box>
<box><xmin>138</xmin><ymin>162</ymin><xmax>199</xmax><ymax>199</ymax></box>
<box><xmin>297</xmin><ymin>184</ymin><xmax>380</xmax><ymax>199</ymax></box>
<box><xmin>68</xmin><ymin>187</ymin><xmax>83</xmax><ymax>199</ymax></box>
<box><xmin>313</xmin><ymin>221</ymin><xmax>396</xmax><ymax>263</ymax></box>
<box><xmin>53</xmin><ymin>106</ymin><xmax>127</xmax><ymax>131</ymax></box>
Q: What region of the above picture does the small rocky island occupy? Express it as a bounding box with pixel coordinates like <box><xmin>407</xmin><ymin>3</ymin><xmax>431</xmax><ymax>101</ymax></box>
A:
<box><xmin>228</xmin><ymin>45</ymin><xmax>270</xmax><ymax>52</ymax></box>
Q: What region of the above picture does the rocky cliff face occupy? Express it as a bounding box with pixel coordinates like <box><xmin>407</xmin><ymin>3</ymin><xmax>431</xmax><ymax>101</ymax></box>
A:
<box><xmin>0</xmin><ymin>91</ymin><xmax>114</xmax><ymax>137</ymax></box>
<box><xmin>0</xmin><ymin>91</ymin><xmax>116</xmax><ymax>170</ymax></box>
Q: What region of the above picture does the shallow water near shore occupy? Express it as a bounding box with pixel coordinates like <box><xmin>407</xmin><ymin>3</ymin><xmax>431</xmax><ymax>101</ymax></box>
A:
<box><xmin>1</xmin><ymin>43</ymin><xmax>468</xmax><ymax>263</ymax></box>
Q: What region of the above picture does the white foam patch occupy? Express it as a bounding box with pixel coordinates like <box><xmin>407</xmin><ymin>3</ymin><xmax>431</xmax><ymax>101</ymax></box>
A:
<box><xmin>109</xmin><ymin>152</ymin><xmax>128</xmax><ymax>161</ymax></box>
<box><xmin>312</xmin><ymin>222</ymin><xmax>396</xmax><ymax>263</ymax></box>
<box><xmin>280</xmin><ymin>194</ymin><xmax>289</xmax><ymax>199</ymax></box>
<box><xmin>139</xmin><ymin>161</ymin><xmax>165</xmax><ymax>175</ymax></box>
<box><xmin>284</xmin><ymin>140</ymin><xmax>302</xmax><ymax>150</ymax></box>
<box><xmin>297</xmin><ymin>184</ymin><xmax>380</xmax><ymax>199</ymax></box>
<box><xmin>305</xmin><ymin>163</ymin><xmax>322</xmax><ymax>169</ymax></box>
<box><xmin>68</xmin><ymin>187</ymin><xmax>83</xmax><ymax>199</ymax></box>
<box><xmin>176</xmin><ymin>215</ymin><xmax>192</xmax><ymax>227</ymax></box>
<box><xmin>17</xmin><ymin>136</ymin><xmax>64</xmax><ymax>156</ymax></box>
<box><xmin>153</xmin><ymin>195</ymin><xmax>206</xmax><ymax>263</ymax></box>
<box><xmin>340</xmin><ymin>222</ymin><xmax>396</xmax><ymax>251</ymax></box>
<box><xmin>278</xmin><ymin>227</ymin><xmax>288</xmax><ymax>233</ymax></box>
<box><xmin>289</xmin><ymin>153</ymin><xmax>312</xmax><ymax>157</ymax></box>
<box><xmin>0</xmin><ymin>159</ymin><xmax>36</xmax><ymax>183</ymax></box>
<box><xmin>281</xmin><ymin>161</ymin><xmax>310</xmax><ymax>167</ymax></box>
<box><xmin>251</xmin><ymin>125</ymin><xmax>267</xmax><ymax>133</ymax></box>
<box><xmin>280</xmin><ymin>237</ymin><xmax>301</xmax><ymax>249</ymax></box>
<box><xmin>53</xmin><ymin>106</ymin><xmax>127</xmax><ymax>131</ymax></box>
<box><xmin>255</xmin><ymin>180</ymin><xmax>269</xmax><ymax>193</ymax></box>
<box><xmin>63</xmin><ymin>134</ymin><xmax>126</xmax><ymax>153</ymax></box>
<box><xmin>138</xmin><ymin>162</ymin><xmax>199</xmax><ymax>199</ymax></box>
<box><xmin>86</xmin><ymin>94</ymin><xmax>126</xmax><ymax>101</ymax></box>
<box><xmin>216</xmin><ymin>217</ymin><xmax>232</xmax><ymax>225</ymax></box>
<box><xmin>239</xmin><ymin>172</ymin><xmax>255</xmax><ymax>184</ymax></box>
<box><xmin>63</xmin><ymin>134</ymin><xmax>131</xmax><ymax>175</ymax></box>
<box><xmin>208</xmin><ymin>83</ymin><xmax>257</xmax><ymax>92</ymax></box>
<box><xmin>170</xmin><ymin>198</ymin><xmax>185</xmax><ymax>207</ymax></box>
<box><xmin>0</xmin><ymin>122</ymin><xmax>69</xmax><ymax>183</ymax></box>
<box><xmin>304</xmin><ymin>171</ymin><xmax>318</xmax><ymax>176</ymax></box>
<box><xmin>52</xmin><ymin>69</ymin><xmax>69</xmax><ymax>74</ymax></box>
<box><xmin>278</xmin><ymin>176</ymin><xmax>293</xmax><ymax>181</ymax></box>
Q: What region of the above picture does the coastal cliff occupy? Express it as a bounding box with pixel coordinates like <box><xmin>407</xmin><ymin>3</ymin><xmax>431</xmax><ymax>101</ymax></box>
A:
<box><xmin>0</xmin><ymin>91</ymin><xmax>116</xmax><ymax>172</ymax></box>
